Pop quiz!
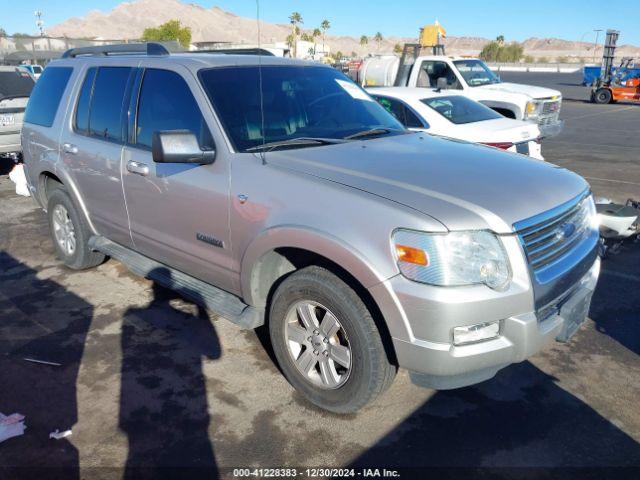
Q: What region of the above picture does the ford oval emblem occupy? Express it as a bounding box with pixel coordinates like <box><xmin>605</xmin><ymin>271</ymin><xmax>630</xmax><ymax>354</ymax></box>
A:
<box><xmin>557</xmin><ymin>222</ymin><xmax>576</xmax><ymax>240</ymax></box>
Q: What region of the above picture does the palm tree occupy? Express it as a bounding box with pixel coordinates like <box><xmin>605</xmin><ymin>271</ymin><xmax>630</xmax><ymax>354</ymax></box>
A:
<box><xmin>320</xmin><ymin>19</ymin><xmax>330</xmax><ymax>55</ymax></box>
<box><xmin>496</xmin><ymin>35</ymin><xmax>505</xmax><ymax>45</ymax></box>
<box><xmin>374</xmin><ymin>32</ymin><xmax>383</xmax><ymax>51</ymax></box>
<box><xmin>360</xmin><ymin>35</ymin><xmax>368</xmax><ymax>47</ymax></box>
<box><xmin>289</xmin><ymin>12</ymin><xmax>303</xmax><ymax>57</ymax></box>
<box><xmin>312</xmin><ymin>28</ymin><xmax>321</xmax><ymax>56</ymax></box>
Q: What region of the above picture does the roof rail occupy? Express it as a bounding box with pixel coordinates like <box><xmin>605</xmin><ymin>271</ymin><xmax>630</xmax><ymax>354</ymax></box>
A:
<box><xmin>193</xmin><ymin>48</ymin><xmax>275</xmax><ymax>56</ymax></box>
<box><xmin>61</xmin><ymin>42</ymin><xmax>170</xmax><ymax>59</ymax></box>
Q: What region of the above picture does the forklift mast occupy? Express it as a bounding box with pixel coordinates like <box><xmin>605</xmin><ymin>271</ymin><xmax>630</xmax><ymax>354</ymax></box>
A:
<box><xmin>600</xmin><ymin>29</ymin><xmax>620</xmax><ymax>85</ymax></box>
<box><xmin>394</xmin><ymin>43</ymin><xmax>446</xmax><ymax>87</ymax></box>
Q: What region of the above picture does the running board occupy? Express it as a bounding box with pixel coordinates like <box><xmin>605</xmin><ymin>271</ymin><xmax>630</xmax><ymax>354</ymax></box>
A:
<box><xmin>88</xmin><ymin>236</ymin><xmax>264</xmax><ymax>329</ymax></box>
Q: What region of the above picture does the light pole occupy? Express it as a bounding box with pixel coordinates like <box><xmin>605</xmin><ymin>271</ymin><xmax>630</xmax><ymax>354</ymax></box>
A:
<box><xmin>593</xmin><ymin>29</ymin><xmax>603</xmax><ymax>64</ymax></box>
<box><xmin>34</xmin><ymin>10</ymin><xmax>45</xmax><ymax>37</ymax></box>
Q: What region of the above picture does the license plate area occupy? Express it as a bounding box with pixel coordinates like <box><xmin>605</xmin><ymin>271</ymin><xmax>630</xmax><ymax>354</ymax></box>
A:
<box><xmin>556</xmin><ymin>286</ymin><xmax>593</xmax><ymax>342</ymax></box>
<box><xmin>516</xmin><ymin>142</ymin><xmax>530</xmax><ymax>155</ymax></box>
<box><xmin>0</xmin><ymin>114</ymin><xmax>15</xmax><ymax>126</ymax></box>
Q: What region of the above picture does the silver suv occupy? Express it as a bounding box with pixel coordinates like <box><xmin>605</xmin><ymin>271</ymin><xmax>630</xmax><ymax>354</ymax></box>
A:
<box><xmin>1</xmin><ymin>66</ymin><xmax>35</xmax><ymax>155</ymax></box>
<box><xmin>22</xmin><ymin>44</ymin><xmax>600</xmax><ymax>413</ymax></box>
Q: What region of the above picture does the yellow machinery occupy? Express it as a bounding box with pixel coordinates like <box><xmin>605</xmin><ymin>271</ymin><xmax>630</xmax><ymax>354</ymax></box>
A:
<box><xmin>393</xmin><ymin>21</ymin><xmax>446</xmax><ymax>86</ymax></box>
<box><xmin>419</xmin><ymin>20</ymin><xmax>446</xmax><ymax>49</ymax></box>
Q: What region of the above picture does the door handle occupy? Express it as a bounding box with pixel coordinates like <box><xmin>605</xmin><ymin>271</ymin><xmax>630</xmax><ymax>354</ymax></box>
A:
<box><xmin>127</xmin><ymin>160</ymin><xmax>149</xmax><ymax>176</ymax></box>
<box><xmin>62</xmin><ymin>143</ymin><xmax>78</xmax><ymax>155</ymax></box>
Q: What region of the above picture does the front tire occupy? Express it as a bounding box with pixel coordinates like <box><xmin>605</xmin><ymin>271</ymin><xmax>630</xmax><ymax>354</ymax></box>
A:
<box><xmin>47</xmin><ymin>188</ymin><xmax>104</xmax><ymax>270</ymax></box>
<box><xmin>269</xmin><ymin>266</ymin><xmax>396</xmax><ymax>413</ymax></box>
<box><xmin>593</xmin><ymin>88</ymin><xmax>612</xmax><ymax>104</ymax></box>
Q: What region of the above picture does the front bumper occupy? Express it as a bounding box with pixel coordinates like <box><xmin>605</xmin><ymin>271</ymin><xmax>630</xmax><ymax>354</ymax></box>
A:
<box><xmin>538</xmin><ymin>119</ymin><xmax>564</xmax><ymax>138</ymax></box>
<box><xmin>375</xmin><ymin>257</ymin><xmax>600</xmax><ymax>390</ymax></box>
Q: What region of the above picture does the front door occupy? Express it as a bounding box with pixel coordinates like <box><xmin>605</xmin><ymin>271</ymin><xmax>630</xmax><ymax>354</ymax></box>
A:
<box><xmin>121</xmin><ymin>65</ymin><xmax>234</xmax><ymax>293</ymax></box>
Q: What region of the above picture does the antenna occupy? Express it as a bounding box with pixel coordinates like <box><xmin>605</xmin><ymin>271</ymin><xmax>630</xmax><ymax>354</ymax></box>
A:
<box><xmin>256</xmin><ymin>0</ymin><xmax>267</xmax><ymax>165</ymax></box>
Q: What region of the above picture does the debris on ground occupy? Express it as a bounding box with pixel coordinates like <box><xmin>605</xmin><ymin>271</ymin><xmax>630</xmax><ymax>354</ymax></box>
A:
<box><xmin>8</xmin><ymin>163</ymin><xmax>30</xmax><ymax>197</ymax></box>
<box><xmin>23</xmin><ymin>357</ymin><xmax>62</xmax><ymax>367</ymax></box>
<box><xmin>49</xmin><ymin>429</ymin><xmax>72</xmax><ymax>440</ymax></box>
<box><xmin>0</xmin><ymin>413</ymin><xmax>26</xmax><ymax>443</ymax></box>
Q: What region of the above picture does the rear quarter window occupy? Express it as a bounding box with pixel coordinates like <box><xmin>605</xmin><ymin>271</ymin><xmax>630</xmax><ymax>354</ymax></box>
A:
<box><xmin>23</xmin><ymin>67</ymin><xmax>72</xmax><ymax>127</ymax></box>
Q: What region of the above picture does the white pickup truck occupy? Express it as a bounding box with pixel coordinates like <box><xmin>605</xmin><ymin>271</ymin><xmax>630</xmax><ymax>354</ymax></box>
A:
<box><xmin>360</xmin><ymin>55</ymin><xmax>564</xmax><ymax>137</ymax></box>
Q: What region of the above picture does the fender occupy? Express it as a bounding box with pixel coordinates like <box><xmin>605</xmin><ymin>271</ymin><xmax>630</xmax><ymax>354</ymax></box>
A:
<box><xmin>240</xmin><ymin>225</ymin><xmax>396</xmax><ymax>308</ymax></box>
<box><xmin>479</xmin><ymin>99</ymin><xmax>523</xmax><ymax>119</ymax></box>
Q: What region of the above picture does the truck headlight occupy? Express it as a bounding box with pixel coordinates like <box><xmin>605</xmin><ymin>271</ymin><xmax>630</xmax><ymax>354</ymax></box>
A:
<box><xmin>525</xmin><ymin>101</ymin><xmax>539</xmax><ymax>119</ymax></box>
<box><xmin>392</xmin><ymin>229</ymin><xmax>512</xmax><ymax>290</ymax></box>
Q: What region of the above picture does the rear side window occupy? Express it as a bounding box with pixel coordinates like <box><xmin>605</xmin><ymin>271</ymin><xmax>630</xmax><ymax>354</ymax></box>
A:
<box><xmin>374</xmin><ymin>96</ymin><xmax>426</xmax><ymax>129</ymax></box>
<box><xmin>88</xmin><ymin>67</ymin><xmax>132</xmax><ymax>142</ymax></box>
<box><xmin>135</xmin><ymin>68</ymin><xmax>213</xmax><ymax>150</ymax></box>
<box><xmin>74</xmin><ymin>67</ymin><xmax>97</xmax><ymax>134</ymax></box>
<box><xmin>23</xmin><ymin>67</ymin><xmax>71</xmax><ymax>127</ymax></box>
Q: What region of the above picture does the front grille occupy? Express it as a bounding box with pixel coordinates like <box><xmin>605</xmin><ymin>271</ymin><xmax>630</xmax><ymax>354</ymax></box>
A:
<box><xmin>542</xmin><ymin>100</ymin><xmax>560</xmax><ymax>115</ymax></box>
<box><xmin>517</xmin><ymin>194</ymin><xmax>593</xmax><ymax>274</ymax></box>
<box><xmin>536</xmin><ymin>98</ymin><xmax>561</xmax><ymax>126</ymax></box>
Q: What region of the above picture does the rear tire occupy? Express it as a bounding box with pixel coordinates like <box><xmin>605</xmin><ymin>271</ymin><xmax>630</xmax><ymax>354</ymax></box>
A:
<box><xmin>47</xmin><ymin>188</ymin><xmax>105</xmax><ymax>270</ymax></box>
<box><xmin>269</xmin><ymin>266</ymin><xmax>396</xmax><ymax>413</ymax></box>
<box><xmin>593</xmin><ymin>88</ymin><xmax>612</xmax><ymax>104</ymax></box>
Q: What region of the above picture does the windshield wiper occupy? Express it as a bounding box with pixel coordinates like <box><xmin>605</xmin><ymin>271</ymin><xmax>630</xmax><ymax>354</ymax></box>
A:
<box><xmin>343</xmin><ymin>128</ymin><xmax>401</xmax><ymax>140</ymax></box>
<box><xmin>246</xmin><ymin>137</ymin><xmax>347</xmax><ymax>153</ymax></box>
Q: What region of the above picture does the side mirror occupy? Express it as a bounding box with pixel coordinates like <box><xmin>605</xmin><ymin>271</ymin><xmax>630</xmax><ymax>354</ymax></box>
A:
<box><xmin>152</xmin><ymin>130</ymin><xmax>215</xmax><ymax>164</ymax></box>
<box><xmin>436</xmin><ymin>77</ymin><xmax>448</xmax><ymax>92</ymax></box>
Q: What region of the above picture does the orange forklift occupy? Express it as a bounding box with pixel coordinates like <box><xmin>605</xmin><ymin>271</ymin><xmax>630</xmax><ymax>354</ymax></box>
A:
<box><xmin>591</xmin><ymin>30</ymin><xmax>640</xmax><ymax>104</ymax></box>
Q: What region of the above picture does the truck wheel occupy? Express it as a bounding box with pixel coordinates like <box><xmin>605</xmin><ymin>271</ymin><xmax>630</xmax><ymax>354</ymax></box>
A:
<box><xmin>47</xmin><ymin>188</ymin><xmax>105</xmax><ymax>270</ymax></box>
<box><xmin>269</xmin><ymin>266</ymin><xmax>396</xmax><ymax>413</ymax></box>
<box><xmin>593</xmin><ymin>88</ymin><xmax>612</xmax><ymax>104</ymax></box>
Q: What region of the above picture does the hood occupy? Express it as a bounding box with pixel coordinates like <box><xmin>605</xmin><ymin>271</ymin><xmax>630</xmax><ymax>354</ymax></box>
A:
<box><xmin>477</xmin><ymin>82</ymin><xmax>562</xmax><ymax>100</ymax></box>
<box><xmin>266</xmin><ymin>133</ymin><xmax>588</xmax><ymax>234</ymax></box>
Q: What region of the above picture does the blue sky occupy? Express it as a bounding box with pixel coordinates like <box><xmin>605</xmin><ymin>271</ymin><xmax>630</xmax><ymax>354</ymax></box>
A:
<box><xmin>2</xmin><ymin>0</ymin><xmax>637</xmax><ymax>45</ymax></box>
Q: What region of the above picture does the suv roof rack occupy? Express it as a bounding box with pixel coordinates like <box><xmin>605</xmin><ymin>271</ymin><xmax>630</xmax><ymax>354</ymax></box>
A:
<box><xmin>194</xmin><ymin>48</ymin><xmax>275</xmax><ymax>56</ymax></box>
<box><xmin>61</xmin><ymin>42</ymin><xmax>171</xmax><ymax>59</ymax></box>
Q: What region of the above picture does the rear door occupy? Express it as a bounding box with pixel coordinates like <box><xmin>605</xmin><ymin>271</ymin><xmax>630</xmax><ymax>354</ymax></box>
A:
<box><xmin>60</xmin><ymin>65</ymin><xmax>135</xmax><ymax>247</ymax></box>
<box><xmin>121</xmin><ymin>65</ymin><xmax>234</xmax><ymax>292</ymax></box>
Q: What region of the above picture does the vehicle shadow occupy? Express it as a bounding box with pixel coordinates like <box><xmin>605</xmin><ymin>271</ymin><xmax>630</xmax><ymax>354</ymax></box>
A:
<box><xmin>0</xmin><ymin>156</ymin><xmax>17</xmax><ymax>176</ymax></box>
<box><xmin>590</xmin><ymin>250</ymin><xmax>640</xmax><ymax>355</ymax></box>
<box><xmin>119</xmin><ymin>267</ymin><xmax>220</xmax><ymax>479</ymax></box>
<box><xmin>348</xmin><ymin>361</ymin><xmax>640</xmax><ymax>477</ymax></box>
<box><xmin>0</xmin><ymin>252</ymin><xmax>93</xmax><ymax>479</ymax></box>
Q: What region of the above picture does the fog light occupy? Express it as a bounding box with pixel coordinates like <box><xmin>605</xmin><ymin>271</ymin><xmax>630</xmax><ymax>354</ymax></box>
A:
<box><xmin>453</xmin><ymin>321</ymin><xmax>500</xmax><ymax>346</ymax></box>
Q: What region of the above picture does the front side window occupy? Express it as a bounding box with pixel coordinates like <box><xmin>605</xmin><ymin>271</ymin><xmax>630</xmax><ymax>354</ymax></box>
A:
<box><xmin>416</xmin><ymin>61</ymin><xmax>461</xmax><ymax>90</ymax></box>
<box><xmin>23</xmin><ymin>67</ymin><xmax>70</xmax><ymax>127</ymax></box>
<box><xmin>135</xmin><ymin>69</ymin><xmax>213</xmax><ymax>150</ymax></box>
<box><xmin>198</xmin><ymin>65</ymin><xmax>404</xmax><ymax>152</ymax></box>
<box><xmin>373</xmin><ymin>96</ymin><xmax>425</xmax><ymax>129</ymax></box>
<box><xmin>453</xmin><ymin>60</ymin><xmax>500</xmax><ymax>87</ymax></box>
<box><xmin>88</xmin><ymin>67</ymin><xmax>132</xmax><ymax>142</ymax></box>
<box><xmin>421</xmin><ymin>95</ymin><xmax>502</xmax><ymax>125</ymax></box>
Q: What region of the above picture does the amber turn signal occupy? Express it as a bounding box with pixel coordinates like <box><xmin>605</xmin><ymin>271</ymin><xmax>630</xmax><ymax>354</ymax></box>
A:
<box><xmin>395</xmin><ymin>245</ymin><xmax>429</xmax><ymax>266</ymax></box>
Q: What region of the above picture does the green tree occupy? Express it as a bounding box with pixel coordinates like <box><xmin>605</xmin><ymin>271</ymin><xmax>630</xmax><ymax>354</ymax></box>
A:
<box><xmin>312</xmin><ymin>28</ymin><xmax>321</xmax><ymax>55</ymax></box>
<box><xmin>288</xmin><ymin>12</ymin><xmax>303</xmax><ymax>57</ymax></box>
<box><xmin>360</xmin><ymin>35</ymin><xmax>368</xmax><ymax>46</ymax></box>
<box><xmin>320</xmin><ymin>19</ymin><xmax>330</xmax><ymax>54</ymax></box>
<box><xmin>141</xmin><ymin>19</ymin><xmax>191</xmax><ymax>48</ymax></box>
<box><xmin>496</xmin><ymin>35</ymin><xmax>505</xmax><ymax>45</ymax></box>
<box><xmin>0</xmin><ymin>28</ymin><xmax>7</xmax><ymax>38</ymax></box>
<box><xmin>480</xmin><ymin>39</ymin><xmax>523</xmax><ymax>63</ymax></box>
<box><xmin>374</xmin><ymin>32</ymin><xmax>383</xmax><ymax>51</ymax></box>
<box><xmin>393</xmin><ymin>43</ymin><xmax>403</xmax><ymax>54</ymax></box>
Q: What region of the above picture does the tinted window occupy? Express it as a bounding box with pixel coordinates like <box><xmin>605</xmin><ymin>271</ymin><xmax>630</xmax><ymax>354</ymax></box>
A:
<box><xmin>23</xmin><ymin>67</ymin><xmax>71</xmax><ymax>127</ymax></box>
<box><xmin>0</xmin><ymin>69</ymin><xmax>35</xmax><ymax>98</ymax></box>
<box><xmin>89</xmin><ymin>67</ymin><xmax>132</xmax><ymax>141</ymax></box>
<box><xmin>421</xmin><ymin>95</ymin><xmax>502</xmax><ymax>124</ymax></box>
<box><xmin>74</xmin><ymin>67</ymin><xmax>97</xmax><ymax>134</ymax></box>
<box><xmin>136</xmin><ymin>69</ymin><xmax>213</xmax><ymax>150</ymax></box>
<box><xmin>374</xmin><ymin>96</ymin><xmax>425</xmax><ymax>129</ymax></box>
<box><xmin>199</xmin><ymin>66</ymin><xmax>404</xmax><ymax>152</ymax></box>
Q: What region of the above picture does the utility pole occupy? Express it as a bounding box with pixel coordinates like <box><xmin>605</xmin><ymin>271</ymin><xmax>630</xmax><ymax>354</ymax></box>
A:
<box><xmin>34</xmin><ymin>10</ymin><xmax>45</xmax><ymax>37</ymax></box>
<box><xmin>593</xmin><ymin>29</ymin><xmax>603</xmax><ymax>64</ymax></box>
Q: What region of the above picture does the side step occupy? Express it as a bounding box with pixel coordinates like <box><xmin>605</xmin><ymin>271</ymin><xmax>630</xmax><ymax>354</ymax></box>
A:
<box><xmin>89</xmin><ymin>236</ymin><xmax>264</xmax><ymax>329</ymax></box>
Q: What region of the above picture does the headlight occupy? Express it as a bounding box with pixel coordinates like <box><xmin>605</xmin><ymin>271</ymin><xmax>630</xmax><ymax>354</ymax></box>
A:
<box><xmin>392</xmin><ymin>229</ymin><xmax>512</xmax><ymax>290</ymax></box>
<box><xmin>525</xmin><ymin>101</ymin><xmax>539</xmax><ymax>118</ymax></box>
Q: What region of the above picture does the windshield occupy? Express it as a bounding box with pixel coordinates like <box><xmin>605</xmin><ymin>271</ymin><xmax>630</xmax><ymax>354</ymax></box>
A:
<box><xmin>421</xmin><ymin>95</ymin><xmax>502</xmax><ymax>124</ymax></box>
<box><xmin>198</xmin><ymin>65</ymin><xmax>404</xmax><ymax>152</ymax></box>
<box><xmin>0</xmin><ymin>69</ymin><xmax>35</xmax><ymax>99</ymax></box>
<box><xmin>453</xmin><ymin>60</ymin><xmax>501</xmax><ymax>87</ymax></box>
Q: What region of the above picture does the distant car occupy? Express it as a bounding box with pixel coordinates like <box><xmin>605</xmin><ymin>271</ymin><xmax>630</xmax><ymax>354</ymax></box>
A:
<box><xmin>0</xmin><ymin>66</ymin><xmax>35</xmax><ymax>155</ymax></box>
<box><xmin>367</xmin><ymin>87</ymin><xmax>544</xmax><ymax>160</ymax></box>
<box><xmin>18</xmin><ymin>64</ymin><xmax>44</xmax><ymax>80</ymax></box>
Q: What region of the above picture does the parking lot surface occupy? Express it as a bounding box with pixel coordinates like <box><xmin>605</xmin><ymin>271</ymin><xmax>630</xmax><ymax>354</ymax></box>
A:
<box><xmin>1</xmin><ymin>73</ymin><xmax>639</xmax><ymax>478</ymax></box>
